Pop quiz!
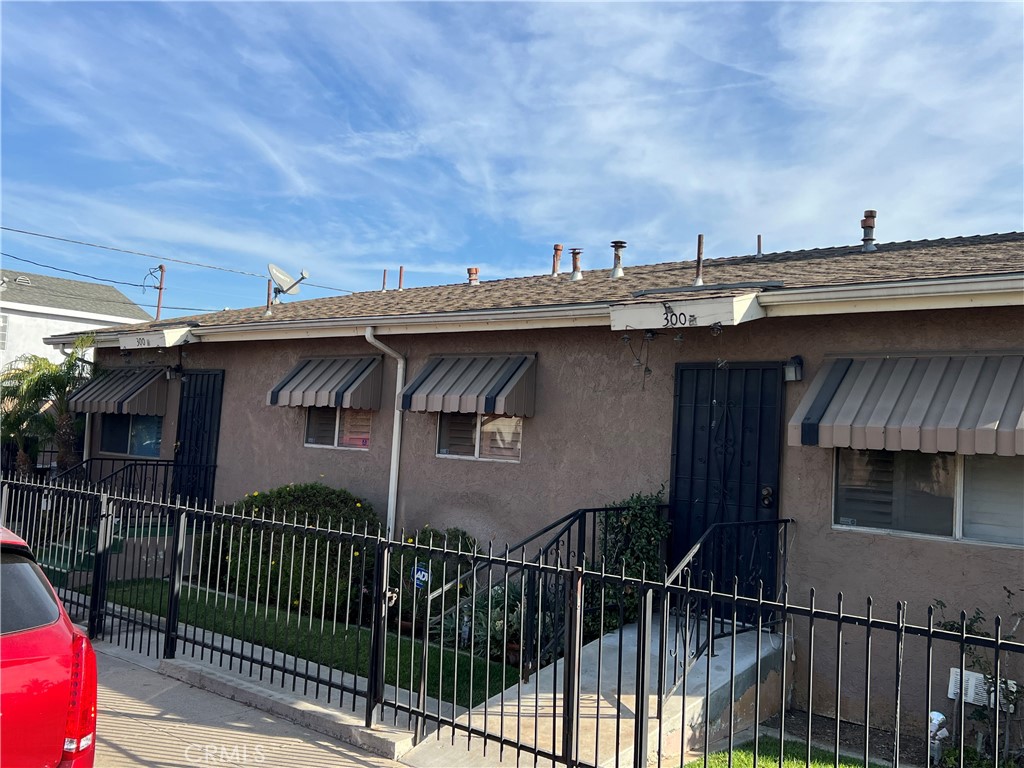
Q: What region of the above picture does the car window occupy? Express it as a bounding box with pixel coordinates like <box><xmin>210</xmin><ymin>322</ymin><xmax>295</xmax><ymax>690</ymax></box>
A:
<box><xmin>0</xmin><ymin>551</ymin><xmax>61</xmax><ymax>635</ymax></box>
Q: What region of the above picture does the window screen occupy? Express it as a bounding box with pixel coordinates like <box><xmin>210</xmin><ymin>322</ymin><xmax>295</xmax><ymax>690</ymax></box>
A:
<box><xmin>835</xmin><ymin>449</ymin><xmax>954</xmax><ymax>536</ymax></box>
<box><xmin>100</xmin><ymin>414</ymin><xmax>162</xmax><ymax>456</ymax></box>
<box><xmin>305</xmin><ymin>407</ymin><xmax>337</xmax><ymax>446</ymax></box>
<box><xmin>438</xmin><ymin>413</ymin><xmax>476</xmax><ymax>457</ymax></box>
<box><xmin>963</xmin><ymin>454</ymin><xmax>1024</xmax><ymax>545</ymax></box>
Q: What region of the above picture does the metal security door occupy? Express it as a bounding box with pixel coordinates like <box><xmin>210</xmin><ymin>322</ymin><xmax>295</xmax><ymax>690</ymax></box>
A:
<box><xmin>670</xmin><ymin>362</ymin><xmax>783</xmax><ymax>597</ymax></box>
<box><xmin>172</xmin><ymin>370</ymin><xmax>224</xmax><ymax>507</ymax></box>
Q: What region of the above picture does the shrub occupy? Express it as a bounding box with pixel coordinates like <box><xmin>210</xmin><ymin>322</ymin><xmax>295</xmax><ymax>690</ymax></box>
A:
<box><xmin>582</xmin><ymin>487</ymin><xmax>670</xmax><ymax>641</ymax></box>
<box><xmin>216</xmin><ymin>483</ymin><xmax>383</xmax><ymax>621</ymax></box>
<box><xmin>232</xmin><ymin>482</ymin><xmax>380</xmax><ymax>529</ymax></box>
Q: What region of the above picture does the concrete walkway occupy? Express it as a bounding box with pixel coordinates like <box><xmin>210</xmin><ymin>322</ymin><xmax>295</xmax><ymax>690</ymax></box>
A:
<box><xmin>94</xmin><ymin>640</ymin><xmax>403</xmax><ymax>768</ymax></box>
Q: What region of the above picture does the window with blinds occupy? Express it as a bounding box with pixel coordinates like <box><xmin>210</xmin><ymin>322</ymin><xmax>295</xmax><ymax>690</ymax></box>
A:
<box><xmin>304</xmin><ymin>407</ymin><xmax>371</xmax><ymax>450</ymax></box>
<box><xmin>437</xmin><ymin>413</ymin><xmax>522</xmax><ymax>462</ymax></box>
<box><xmin>834</xmin><ymin>448</ymin><xmax>1020</xmax><ymax>546</ymax></box>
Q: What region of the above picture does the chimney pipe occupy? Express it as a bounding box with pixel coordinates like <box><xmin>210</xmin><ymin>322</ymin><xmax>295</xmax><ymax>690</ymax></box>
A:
<box><xmin>756</xmin><ymin>234</ymin><xmax>763</xmax><ymax>258</ymax></box>
<box><xmin>551</xmin><ymin>244</ymin><xmax>563</xmax><ymax>276</ymax></box>
<box><xmin>861</xmin><ymin>209</ymin><xmax>878</xmax><ymax>252</ymax></box>
<box><xmin>398</xmin><ymin>265</ymin><xmax>405</xmax><ymax>291</ymax></box>
<box><xmin>569</xmin><ymin>248</ymin><xmax>583</xmax><ymax>281</ymax></box>
<box><xmin>693</xmin><ymin>234</ymin><xmax>704</xmax><ymax>287</ymax></box>
<box><xmin>610</xmin><ymin>240</ymin><xmax>626</xmax><ymax>279</ymax></box>
<box><xmin>381</xmin><ymin>269</ymin><xmax>388</xmax><ymax>292</ymax></box>
<box><xmin>467</xmin><ymin>267</ymin><xmax>480</xmax><ymax>285</ymax></box>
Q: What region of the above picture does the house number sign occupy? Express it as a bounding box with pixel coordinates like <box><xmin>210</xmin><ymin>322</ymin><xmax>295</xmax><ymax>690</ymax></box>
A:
<box><xmin>119</xmin><ymin>332</ymin><xmax>164</xmax><ymax>350</ymax></box>
<box><xmin>661</xmin><ymin>303</ymin><xmax>699</xmax><ymax>328</ymax></box>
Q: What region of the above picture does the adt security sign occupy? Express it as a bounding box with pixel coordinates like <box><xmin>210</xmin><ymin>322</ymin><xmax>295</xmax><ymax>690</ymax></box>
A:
<box><xmin>412</xmin><ymin>563</ymin><xmax>430</xmax><ymax>590</ymax></box>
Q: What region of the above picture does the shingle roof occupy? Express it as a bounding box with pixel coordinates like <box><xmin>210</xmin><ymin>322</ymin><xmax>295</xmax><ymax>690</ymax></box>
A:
<box><xmin>104</xmin><ymin>233</ymin><xmax>1024</xmax><ymax>334</ymax></box>
<box><xmin>0</xmin><ymin>269</ymin><xmax>152</xmax><ymax>321</ymax></box>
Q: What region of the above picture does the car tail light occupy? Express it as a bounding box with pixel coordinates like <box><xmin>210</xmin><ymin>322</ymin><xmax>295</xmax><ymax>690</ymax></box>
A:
<box><xmin>61</xmin><ymin>631</ymin><xmax>97</xmax><ymax>760</ymax></box>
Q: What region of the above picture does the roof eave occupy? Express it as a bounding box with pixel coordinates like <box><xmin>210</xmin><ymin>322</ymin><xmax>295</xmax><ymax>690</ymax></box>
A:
<box><xmin>46</xmin><ymin>302</ymin><xmax>615</xmax><ymax>348</ymax></box>
<box><xmin>759</xmin><ymin>272</ymin><xmax>1024</xmax><ymax>317</ymax></box>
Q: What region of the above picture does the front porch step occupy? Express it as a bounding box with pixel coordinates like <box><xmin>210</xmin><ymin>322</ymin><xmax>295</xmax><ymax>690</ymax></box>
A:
<box><xmin>402</xmin><ymin>616</ymin><xmax>792</xmax><ymax>767</ymax></box>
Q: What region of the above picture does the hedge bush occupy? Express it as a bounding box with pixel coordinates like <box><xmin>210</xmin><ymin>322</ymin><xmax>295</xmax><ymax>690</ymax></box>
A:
<box><xmin>216</xmin><ymin>483</ymin><xmax>383</xmax><ymax>621</ymax></box>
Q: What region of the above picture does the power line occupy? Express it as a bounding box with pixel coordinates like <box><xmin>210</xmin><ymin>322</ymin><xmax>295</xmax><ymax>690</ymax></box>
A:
<box><xmin>1</xmin><ymin>225</ymin><xmax>355</xmax><ymax>293</ymax></box>
<box><xmin>4</xmin><ymin>281</ymin><xmax>219</xmax><ymax>313</ymax></box>
<box><xmin>1</xmin><ymin>251</ymin><xmax>148</xmax><ymax>288</ymax></box>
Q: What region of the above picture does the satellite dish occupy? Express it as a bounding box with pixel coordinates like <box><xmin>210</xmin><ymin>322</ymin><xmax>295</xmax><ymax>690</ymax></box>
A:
<box><xmin>268</xmin><ymin>263</ymin><xmax>309</xmax><ymax>303</ymax></box>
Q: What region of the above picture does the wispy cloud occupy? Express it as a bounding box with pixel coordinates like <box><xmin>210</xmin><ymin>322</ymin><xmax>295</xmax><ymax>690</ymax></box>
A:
<box><xmin>1</xmin><ymin>2</ymin><xmax>1020</xmax><ymax>316</ymax></box>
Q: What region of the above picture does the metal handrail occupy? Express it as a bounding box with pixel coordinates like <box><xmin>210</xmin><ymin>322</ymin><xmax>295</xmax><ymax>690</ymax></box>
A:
<box><xmin>662</xmin><ymin>517</ymin><xmax>795</xmax><ymax>686</ymax></box>
<box><xmin>666</xmin><ymin>517</ymin><xmax>795</xmax><ymax>586</ymax></box>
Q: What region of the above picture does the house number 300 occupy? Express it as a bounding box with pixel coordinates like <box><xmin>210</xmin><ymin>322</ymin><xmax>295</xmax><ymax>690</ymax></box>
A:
<box><xmin>662</xmin><ymin>303</ymin><xmax>698</xmax><ymax>328</ymax></box>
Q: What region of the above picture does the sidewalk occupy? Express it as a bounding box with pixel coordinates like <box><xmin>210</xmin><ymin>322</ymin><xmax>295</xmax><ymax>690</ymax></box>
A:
<box><xmin>93</xmin><ymin>641</ymin><xmax>404</xmax><ymax>768</ymax></box>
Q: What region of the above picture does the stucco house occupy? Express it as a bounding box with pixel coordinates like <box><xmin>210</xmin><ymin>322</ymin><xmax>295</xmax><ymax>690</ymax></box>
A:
<box><xmin>48</xmin><ymin>218</ymin><xmax>1022</xmax><ymax>633</ymax></box>
<box><xmin>0</xmin><ymin>268</ymin><xmax>151</xmax><ymax>364</ymax></box>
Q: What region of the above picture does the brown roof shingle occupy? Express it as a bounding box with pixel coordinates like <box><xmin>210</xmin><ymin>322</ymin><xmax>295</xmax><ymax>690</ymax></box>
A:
<box><xmin>111</xmin><ymin>233</ymin><xmax>1024</xmax><ymax>334</ymax></box>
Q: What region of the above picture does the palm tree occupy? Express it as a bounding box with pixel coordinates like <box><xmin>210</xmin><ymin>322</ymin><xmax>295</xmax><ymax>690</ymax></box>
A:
<box><xmin>0</xmin><ymin>335</ymin><xmax>93</xmax><ymax>473</ymax></box>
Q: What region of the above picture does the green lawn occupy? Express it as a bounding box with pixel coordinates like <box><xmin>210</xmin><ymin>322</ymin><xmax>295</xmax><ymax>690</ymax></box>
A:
<box><xmin>101</xmin><ymin>579</ymin><xmax>516</xmax><ymax>708</ymax></box>
<box><xmin>684</xmin><ymin>737</ymin><xmax>888</xmax><ymax>768</ymax></box>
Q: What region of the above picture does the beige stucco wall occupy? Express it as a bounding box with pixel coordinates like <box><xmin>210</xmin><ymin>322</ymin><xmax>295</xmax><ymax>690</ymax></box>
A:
<box><xmin>92</xmin><ymin>305</ymin><xmax>1023</xmax><ymax>626</ymax></box>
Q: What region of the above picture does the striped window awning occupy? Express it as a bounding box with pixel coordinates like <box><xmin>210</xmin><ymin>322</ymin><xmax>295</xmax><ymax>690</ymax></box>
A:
<box><xmin>401</xmin><ymin>354</ymin><xmax>537</xmax><ymax>417</ymax></box>
<box><xmin>267</xmin><ymin>356</ymin><xmax>382</xmax><ymax>410</ymax></box>
<box><xmin>69</xmin><ymin>368</ymin><xmax>167</xmax><ymax>416</ymax></box>
<box><xmin>788</xmin><ymin>355</ymin><xmax>1024</xmax><ymax>456</ymax></box>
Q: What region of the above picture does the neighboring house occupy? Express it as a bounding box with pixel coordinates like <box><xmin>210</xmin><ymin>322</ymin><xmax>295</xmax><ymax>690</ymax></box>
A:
<box><xmin>48</xmin><ymin>218</ymin><xmax>1023</xmax><ymax>651</ymax></box>
<box><xmin>0</xmin><ymin>269</ymin><xmax>151</xmax><ymax>365</ymax></box>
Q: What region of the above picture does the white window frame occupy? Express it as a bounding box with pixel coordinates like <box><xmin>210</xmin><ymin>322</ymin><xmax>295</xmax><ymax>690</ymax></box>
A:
<box><xmin>830</xmin><ymin>449</ymin><xmax>1022</xmax><ymax>549</ymax></box>
<box><xmin>0</xmin><ymin>314</ymin><xmax>7</xmax><ymax>351</ymax></box>
<box><xmin>303</xmin><ymin>407</ymin><xmax>372</xmax><ymax>451</ymax></box>
<box><xmin>435</xmin><ymin>413</ymin><xmax>523</xmax><ymax>463</ymax></box>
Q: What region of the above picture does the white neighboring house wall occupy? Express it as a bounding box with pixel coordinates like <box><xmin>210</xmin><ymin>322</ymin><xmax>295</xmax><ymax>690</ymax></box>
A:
<box><xmin>0</xmin><ymin>301</ymin><xmax>146</xmax><ymax>364</ymax></box>
<box><xmin>0</xmin><ymin>269</ymin><xmax>152</xmax><ymax>366</ymax></box>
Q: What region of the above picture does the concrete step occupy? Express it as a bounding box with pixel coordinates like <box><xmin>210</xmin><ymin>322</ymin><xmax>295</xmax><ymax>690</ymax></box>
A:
<box><xmin>402</xmin><ymin>616</ymin><xmax>791</xmax><ymax>768</ymax></box>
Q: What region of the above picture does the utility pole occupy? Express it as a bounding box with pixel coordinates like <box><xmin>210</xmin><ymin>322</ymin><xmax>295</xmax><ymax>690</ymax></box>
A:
<box><xmin>155</xmin><ymin>264</ymin><xmax>166</xmax><ymax>320</ymax></box>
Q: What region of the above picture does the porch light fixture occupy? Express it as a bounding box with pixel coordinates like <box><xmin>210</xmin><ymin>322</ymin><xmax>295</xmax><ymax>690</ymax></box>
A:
<box><xmin>784</xmin><ymin>355</ymin><xmax>804</xmax><ymax>382</ymax></box>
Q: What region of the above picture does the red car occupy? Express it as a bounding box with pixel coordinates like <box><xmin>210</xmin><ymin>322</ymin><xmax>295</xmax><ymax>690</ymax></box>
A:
<box><xmin>0</xmin><ymin>526</ymin><xmax>97</xmax><ymax>767</ymax></box>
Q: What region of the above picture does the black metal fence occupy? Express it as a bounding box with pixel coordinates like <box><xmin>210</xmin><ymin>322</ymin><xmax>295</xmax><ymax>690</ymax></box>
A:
<box><xmin>54</xmin><ymin>457</ymin><xmax>216</xmax><ymax>503</ymax></box>
<box><xmin>2</xmin><ymin>474</ymin><xmax>1022</xmax><ymax>768</ymax></box>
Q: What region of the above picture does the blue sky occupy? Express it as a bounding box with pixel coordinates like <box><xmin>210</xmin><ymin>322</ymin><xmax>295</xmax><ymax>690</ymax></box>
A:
<box><xmin>2</xmin><ymin>2</ymin><xmax>1021</xmax><ymax>319</ymax></box>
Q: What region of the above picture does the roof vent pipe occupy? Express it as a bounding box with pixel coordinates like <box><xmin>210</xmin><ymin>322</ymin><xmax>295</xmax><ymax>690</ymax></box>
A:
<box><xmin>861</xmin><ymin>209</ymin><xmax>878</xmax><ymax>252</ymax></box>
<box><xmin>569</xmin><ymin>248</ymin><xmax>583</xmax><ymax>281</ymax></box>
<box><xmin>381</xmin><ymin>269</ymin><xmax>388</xmax><ymax>292</ymax></box>
<box><xmin>467</xmin><ymin>267</ymin><xmax>480</xmax><ymax>285</ymax></box>
<box><xmin>756</xmin><ymin>234</ymin><xmax>763</xmax><ymax>258</ymax></box>
<box><xmin>551</xmin><ymin>244</ymin><xmax>563</xmax><ymax>277</ymax></box>
<box><xmin>398</xmin><ymin>266</ymin><xmax>405</xmax><ymax>291</ymax></box>
<box><xmin>610</xmin><ymin>240</ymin><xmax>626</xmax><ymax>279</ymax></box>
<box><xmin>693</xmin><ymin>234</ymin><xmax>705</xmax><ymax>287</ymax></box>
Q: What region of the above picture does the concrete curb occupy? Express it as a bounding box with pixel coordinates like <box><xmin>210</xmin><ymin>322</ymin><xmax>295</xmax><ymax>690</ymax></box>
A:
<box><xmin>157</xmin><ymin>657</ymin><xmax>416</xmax><ymax>760</ymax></box>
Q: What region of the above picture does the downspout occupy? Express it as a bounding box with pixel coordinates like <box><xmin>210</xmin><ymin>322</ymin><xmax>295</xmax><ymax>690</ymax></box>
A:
<box><xmin>364</xmin><ymin>327</ymin><xmax>405</xmax><ymax>539</ymax></box>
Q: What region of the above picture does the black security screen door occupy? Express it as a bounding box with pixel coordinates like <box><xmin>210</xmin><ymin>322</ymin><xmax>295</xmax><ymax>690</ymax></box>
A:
<box><xmin>670</xmin><ymin>362</ymin><xmax>783</xmax><ymax>597</ymax></box>
<box><xmin>172</xmin><ymin>370</ymin><xmax>224</xmax><ymax>507</ymax></box>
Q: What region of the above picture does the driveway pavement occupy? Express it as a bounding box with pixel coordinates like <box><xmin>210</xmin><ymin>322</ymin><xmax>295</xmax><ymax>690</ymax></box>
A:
<box><xmin>94</xmin><ymin>643</ymin><xmax>404</xmax><ymax>768</ymax></box>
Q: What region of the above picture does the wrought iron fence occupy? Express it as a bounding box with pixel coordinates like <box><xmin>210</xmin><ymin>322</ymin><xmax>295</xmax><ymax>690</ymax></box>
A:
<box><xmin>2</xmin><ymin>474</ymin><xmax>1022</xmax><ymax>768</ymax></box>
<box><xmin>54</xmin><ymin>457</ymin><xmax>215</xmax><ymax>502</ymax></box>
